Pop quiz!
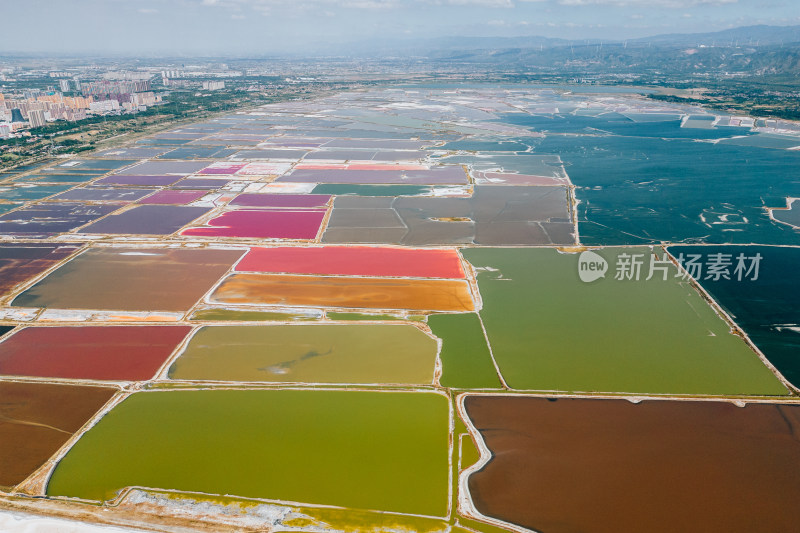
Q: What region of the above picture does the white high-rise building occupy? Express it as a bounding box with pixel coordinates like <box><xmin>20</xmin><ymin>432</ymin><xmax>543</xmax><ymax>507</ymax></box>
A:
<box><xmin>28</xmin><ymin>109</ymin><xmax>46</xmax><ymax>128</ymax></box>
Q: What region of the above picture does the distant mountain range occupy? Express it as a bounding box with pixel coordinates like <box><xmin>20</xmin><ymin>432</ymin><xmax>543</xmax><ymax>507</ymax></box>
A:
<box><xmin>370</xmin><ymin>25</ymin><xmax>800</xmax><ymax>54</ymax></box>
<box><xmin>344</xmin><ymin>25</ymin><xmax>800</xmax><ymax>77</ymax></box>
<box><xmin>631</xmin><ymin>25</ymin><xmax>800</xmax><ymax>47</ymax></box>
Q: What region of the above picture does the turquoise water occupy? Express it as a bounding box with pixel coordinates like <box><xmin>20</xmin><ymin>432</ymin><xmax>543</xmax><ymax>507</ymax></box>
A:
<box><xmin>528</xmin><ymin>130</ymin><xmax>800</xmax><ymax>245</ymax></box>
<box><xmin>501</xmin><ymin>112</ymin><xmax>752</xmax><ymax>139</ymax></box>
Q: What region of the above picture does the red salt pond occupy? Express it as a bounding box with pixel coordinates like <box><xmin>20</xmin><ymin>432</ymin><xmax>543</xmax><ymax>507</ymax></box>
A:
<box><xmin>0</xmin><ymin>326</ymin><xmax>191</xmax><ymax>381</ymax></box>
<box><xmin>182</xmin><ymin>209</ymin><xmax>326</xmax><ymax>239</ymax></box>
<box><xmin>139</xmin><ymin>190</ymin><xmax>208</xmax><ymax>205</ymax></box>
<box><xmin>230</xmin><ymin>194</ymin><xmax>331</xmax><ymax>209</ymax></box>
<box><xmin>236</xmin><ymin>246</ymin><xmax>465</xmax><ymax>279</ymax></box>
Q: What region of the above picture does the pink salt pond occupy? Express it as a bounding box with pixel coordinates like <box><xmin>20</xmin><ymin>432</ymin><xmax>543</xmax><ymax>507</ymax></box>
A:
<box><xmin>181</xmin><ymin>209</ymin><xmax>326</xmax><ymax>239</ymax></box>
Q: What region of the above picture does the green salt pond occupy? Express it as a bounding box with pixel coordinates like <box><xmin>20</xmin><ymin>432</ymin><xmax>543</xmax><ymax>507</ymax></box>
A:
<box><xmin>47</xmin><ymin>389</ymin><xmax>450</xmax><ymax>517</ymax></box>
<box><xmin>428</xmin><ymin>314</ymin><xmax>502</xmax><ymax>389</ymax></box>
<box><xmin>462</xmin><ymin>247</ymin><xmax>788</xmax><ymax>395</ymax></box>
<box><xmin>168</xmin><ymin>324</ymin><xmax>437</xmax><ymax>384</ymax></box>
<box><xmin>669</xmin><ymin>245</ymin><xmax>800</xmax><ymax>390</ymax></box>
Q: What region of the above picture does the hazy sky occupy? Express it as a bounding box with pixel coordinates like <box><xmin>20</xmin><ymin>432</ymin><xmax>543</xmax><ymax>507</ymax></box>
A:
<box><xmin>3</xmin><ymin>0</ymin><xmax>799</xmax><ymax>56</ymax></box>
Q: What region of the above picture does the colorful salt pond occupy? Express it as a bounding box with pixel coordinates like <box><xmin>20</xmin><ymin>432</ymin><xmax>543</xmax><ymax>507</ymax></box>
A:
<box><xmin>157</xmin><ymin>146</ymin><xmax>237</xmax><ymax>159</ymax></box>
<box><xmin>311</xmin><ymin>184</ymin><xmax>434</xmax><ymax>197</ymax></box>
<box><xmin>229</xmin><ymin>194</ymin><xmax>331</xmax><ymax>209</ymax></box>
<box><xmin>0</xmin><ymin>185</ymin><xmax>72</xmax><ymax>202</ymax></box>
<box><xmin>210</xmin><ymin>273</ymin><xmax>475</xmax><ymax>312</ymax></box>
<box><xmin>189</xmin><ymin>308</ymin><xmax>321</xmax><ymax>322</ymax></box>
<box><xmin>79</xmin><ymin>205</ymin><xmax>211</xmax><ymax>235</ymax></box>
<box><xmin>235</xmin><ymin>246</ymin><xmax>465</xmax><ymax>279</ymax></box>
<box><xmin>280</xmin><ymin>166</ymin><xmax>468</xmax><ymax>185</ymax></box>
<box><xmin>47</xmin><ymin>390</ymin><xmax>450</xmax><ymax>517</ymax></box>
<box><xmin>138</xmin><ymin>190</ymin><xmax>208</xmax><ymax>205</ymax></box>
<box><xmin>3</xmin><ymin>86</ymin><xmax>800</xmax><ymax>533</ymax></box>
<box><xmin>23</xmin><ymin>174</ymin><xmax>101</xmax><ymax>184</ymax></box>
<box><xmin>94</xmin><ymin>147</ymin><xmax>168</xmax><ymax>159</ymax></box>
<box><xmin>323</xmin><ymin>186</ymin><xmax>574</xmax><ymax>246</ymax></box>
<box><xmin>172</xmin><ymin>178</ymin><xmax>230</xmax><ymax>189</ymax></box>
<box><xmin>50</xmin><ymin>187</ymin><xmax>154</xmax><ymax>203</ymax></box>
<box><xmin>12</xmin><ymin>247</ymin><xmax>243</xmax><ymax>312</ymax></box>
<box><xmin>198</xmin><ymin>162</ymin><xmax>247</xmax><ymax>175</ymax></box>
<box><xmin>181</xmin><ymin>209</ymin><xmax>326</xmax><ymax>239</ymax></box>
<box><xmin>0</xmin><ymin>326</ymin><xmax>190</xmax><ymax>381</ymax></box>
<box><xmin>168</xmin><ymin>324</ymin><xmax>437</xmax><ymax>384</ymax></box>
<box><xmin>95</xmin><ymin>175</ymin><xmax>185</xmax><ymax>187</ymax></box>
<box><xmin>462</xmin><ymin>247</ymin><xmax>787</xmax><ymax>395</ymax></box>
<box><xmin>0</xmin><ymin>203</ymin><xmax>120</xmax><ymax>238</ymax></box>
<box><xmin>428</xmin><ymin>314</ymin><xmax>502</xmax><ymax>389</ymax></box>
<box><xmin>0</xmin><ymin>243</ymin><xmax>82</xmax><ymax>297</ymax></box>
<box><xmin>669</xmin><ymin>245</ymin><xmax>800</xmax><ymax>389</ymax></box>
<box><xmin>0</xmin><ymin>381</ymin><xmax>115</xmax><ymax>488</ymax></box>
<box><xmin>115</xmin><ymin>161</ymin><xmax>207</xmax><ymax>176</ymax></box>
<box><xmin>464</xmin><ymin>395</ymin><xmax>800</xmax><ymax>533</ymax></box>
<box><xmin>52</xmin><ymin>159</ymin><xmax>136</xmax><ymax>171</ymax></box>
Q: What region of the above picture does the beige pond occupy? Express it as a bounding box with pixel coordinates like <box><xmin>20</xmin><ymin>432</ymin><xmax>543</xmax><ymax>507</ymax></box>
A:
<box><xmin>168</xmin><ymin>324</ymin><xmax>438</xmax><ymax>384</ymax></box>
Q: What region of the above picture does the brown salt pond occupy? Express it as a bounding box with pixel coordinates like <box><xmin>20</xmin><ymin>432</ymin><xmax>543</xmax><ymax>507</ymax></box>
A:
<box><xmin>210</xmin><ymin>273</ymin><xmax>475</xmax><ymax>311</ymax></box>
<box><xmin>0</xmin><ymin>381</ymin><xmax>116</xmax><ymax>488</ymax></box>
<box><xmin>0</xmin><ymin>243</ymin><xmax>82</xmax><ymax>298</ymax></box>
<box><xmin>464</xmin><ymin>396</ymin><xmax>800</xmax><ymax>533</ymax></box>
<box><xmin>12</xmin><ymin>247</ymin><xmax>244</xmax><ymax>312</ymax></box>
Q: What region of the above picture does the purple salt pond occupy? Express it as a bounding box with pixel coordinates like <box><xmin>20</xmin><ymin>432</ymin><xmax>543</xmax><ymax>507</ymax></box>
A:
<box><xmin>139</xmin><ymin>190</ymin><xmax>208</xmax><ymax>205</ymax></box>
<box><xmin>95</xmin><ymin>175</ymin><xmax>185</xmax><ymax>187</ymax></box>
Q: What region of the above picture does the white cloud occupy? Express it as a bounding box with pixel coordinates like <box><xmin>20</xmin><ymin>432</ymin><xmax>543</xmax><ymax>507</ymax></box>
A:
<box><xmin>557</xmin><ymin>0</ymin><xmax>737</xmax><ymax>6</ymax></box>
<box><xmin>138</xmin><ymin>7</ymin><xmax>159</xmax><ymax>13</ymax></box>
<box><xmin>196</xmin><ymin>0</ymin><xmax>517</xmax><ymax>9</ymax></box>
<box><xmin>445</xmin><ymin>0</ymin><xmax>514</xmax><ymax>6</ymax></box>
